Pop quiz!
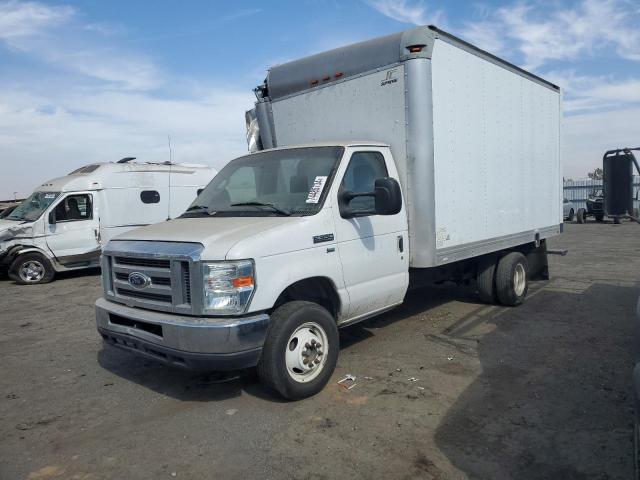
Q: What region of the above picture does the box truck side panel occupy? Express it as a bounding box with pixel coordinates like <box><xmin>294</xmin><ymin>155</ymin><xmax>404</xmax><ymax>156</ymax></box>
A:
<box><xmin>270</xmin><ymin>66</ymin><xmax>409</xmax><ymax>186</ymax></box>
<box><xmin>430</xmin><ymin>39</ymin><xmax>561</xmax><ymax>256</ymax></box>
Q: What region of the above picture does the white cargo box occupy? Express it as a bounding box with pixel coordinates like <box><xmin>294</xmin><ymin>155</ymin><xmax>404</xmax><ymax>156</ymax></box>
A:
<box><xmin>253</xmin><ymin>25</ymin><xmax>562</xmax><ymax>268</ymax></box>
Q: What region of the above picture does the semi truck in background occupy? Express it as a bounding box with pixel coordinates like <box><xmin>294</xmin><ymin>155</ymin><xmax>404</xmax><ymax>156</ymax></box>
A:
<box><xmin>0</xmin><ymin>158</ymin><xmax>216</xmax><ymax>284</ymax></box>
<box><xmin>95</xmin><ymin>25</ymin><xmax>562</xmax><ymax>400</ymax></box>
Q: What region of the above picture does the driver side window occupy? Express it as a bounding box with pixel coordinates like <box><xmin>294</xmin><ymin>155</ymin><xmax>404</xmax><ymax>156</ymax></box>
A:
<box><xmin>341</xmin><ymin>151</ymin><xmax>388</xmax><ymax>212</ymax></box>
<box><xmin>53</xmin><ymin>194</ymin><xmax>93</xmax><ymax>222</ymax></box>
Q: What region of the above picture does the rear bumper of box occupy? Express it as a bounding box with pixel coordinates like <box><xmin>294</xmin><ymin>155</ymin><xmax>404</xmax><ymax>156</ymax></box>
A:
<box><xmin>95</xmin><ymin>297</ymin><xmax>269</xmax><ymax>370</ymax></box>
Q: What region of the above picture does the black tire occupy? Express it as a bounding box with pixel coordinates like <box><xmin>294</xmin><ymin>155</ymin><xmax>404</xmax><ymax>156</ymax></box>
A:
<box><xmin>495</xmin><ymin>252</ymin><xmax>529</xmax><ymax>306</ymax></box>
<box><xmin>577</xmin><ymin>208</ymin><xmax>587</xmax><ymax>224</ymax></box>
<box><xmin>257</xmin><ymin>301</ymin><xmax>339</xmax><ymax>400</ymax></box>
<box><xmin>614</xmin><ymin>216</ymin><xmax>621</xmax><ymax>224</ymax></box>
<box><xmin>9</xmin><ymin>252</ymin><xmax>55</xmax><ymax>285</ymax></box>
<box><xmin>476</xmin><ymin>256</ymin><xmax>498</xmax><ymax>304</ymax></box>
<box><xmin>567</xmin><ymin>209</ymin><xmax>574</xmax><ymax>222</ymax></box>
<box><xmin>595</xmin><ymin>214</ymin><xmax>604</xmax><ymax>222</ymax></box>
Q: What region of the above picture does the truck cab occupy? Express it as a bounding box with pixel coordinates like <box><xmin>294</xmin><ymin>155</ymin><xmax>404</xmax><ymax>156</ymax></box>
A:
<box><xmin>96</xmin><ymin>143</ymin><xmax>407</xmax><ymax>397</ymax></box>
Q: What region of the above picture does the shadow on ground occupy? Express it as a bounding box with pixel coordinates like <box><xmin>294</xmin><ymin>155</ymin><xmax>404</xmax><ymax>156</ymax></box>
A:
<box><xmin>97</xmin><ymin>283</ymin><xmax>474</xmax><ymax>403</ymax></box>
<box><xmin>434</xmin><ymin>282</ymin><xmax>637</xmax><ymax>479</ymax></box>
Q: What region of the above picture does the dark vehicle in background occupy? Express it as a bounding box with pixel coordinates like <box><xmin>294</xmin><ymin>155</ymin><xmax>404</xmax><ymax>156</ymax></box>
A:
<box><xmin>577</xmin><ymin>188</ymin><xmax>604</xmax><ymax>223</ymax></box>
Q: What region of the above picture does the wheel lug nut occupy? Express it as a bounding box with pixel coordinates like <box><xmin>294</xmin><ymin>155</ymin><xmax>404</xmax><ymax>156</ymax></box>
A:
<box><xmin>314</xmin><ymin>358</ymin><xmax>321</xmax><ymax>364</ymax></box>
<box><xmin>305</xmin><ymin>342</ymin><xmax>311</xmax><ymax>348</ymax></box>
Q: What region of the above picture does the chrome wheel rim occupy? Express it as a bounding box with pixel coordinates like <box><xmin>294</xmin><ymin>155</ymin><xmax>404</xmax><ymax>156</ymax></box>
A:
<box><xmin>285</xmin><ymin>322</ymin><xmax>329</xmax><ymax>383</ymax></box>
<box><xmin>19</xmin><ymin>260</ymin><xmax>45</xmax><ymax>282</ymax></box>
<box><xmin>514</xmin><ymin>263</ymin><xmax>526</xmax><ymax>296</ymax></box>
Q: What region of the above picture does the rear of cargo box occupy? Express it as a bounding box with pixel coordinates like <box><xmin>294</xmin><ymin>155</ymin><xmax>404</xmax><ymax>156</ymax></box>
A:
<box><xmin>429</xmin><ymin>37</ymin><xmax>562</xmax><ymax>266</ymax></box>
<box><xmin>257</xmin><ymin>26</ymin><xmax>562</xmax><ymax>269</ymax></box>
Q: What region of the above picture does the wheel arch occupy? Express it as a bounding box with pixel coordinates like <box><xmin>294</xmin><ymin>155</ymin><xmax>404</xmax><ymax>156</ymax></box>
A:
<box><xmin>271</xmin><ymin>276</ymin><xmax>342</xmax><ymax>321</ymax></box>
<box><xmin>5</xmin><ymin>245</ymin><xmax>55</xmax><ymax>266</ymax></box>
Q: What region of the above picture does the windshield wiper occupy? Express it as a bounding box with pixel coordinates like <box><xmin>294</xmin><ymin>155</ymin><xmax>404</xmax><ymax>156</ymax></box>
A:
<box><xmin>230</xmin><ymin>202</ymin><xmax>291</xmax><ymax>216</ymax></box>
<box><xmin>180</xmin><ymin>205</ymin><xmax>217</xmax><ymax>218</ymax></box>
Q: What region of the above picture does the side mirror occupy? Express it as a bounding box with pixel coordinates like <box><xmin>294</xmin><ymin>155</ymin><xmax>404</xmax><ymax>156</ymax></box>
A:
<box><xmin>338</xmin><ymin>177</ymin><xmax>402</xmax><ymax>218</ymax></box>
<box><xmin>374</xmin><ymin>177</ymin><xmax>402</xmax><ymax>215</ymax></box>
<box><xmin>48</xmin><ymin>211</ymin><xmax>56</xmax><ymax>225</ymax></box>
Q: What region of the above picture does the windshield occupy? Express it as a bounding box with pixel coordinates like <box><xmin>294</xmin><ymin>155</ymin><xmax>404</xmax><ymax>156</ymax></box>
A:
<box><xmin>591</xmin><ymin>189</ymin><xmax>603</xmax><ymax>197</ymax></box>
<box><xmin>7</xmin><ymin>192</ymin><xmax>60</xmax><ymax>222</ymax></box>
<box><xmin>184</xmin><ymin>146</ymin><xmax>344</xmax><ymax>217</ymax></box>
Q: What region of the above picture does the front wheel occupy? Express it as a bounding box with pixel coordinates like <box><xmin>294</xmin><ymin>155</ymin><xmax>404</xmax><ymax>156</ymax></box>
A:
<box><xmin>9</xmin><ymin>252</ymin><xmax>55</xmax><ymax>284</ymax></box>
<box><xmin>258</xmin><ymin>301</ymin><xmax>339</xmax><ymax>400</ymax></box>
<box><xmin>577</xmin><ymin>208</ymin><xmax>587</xmax><ymax>224</ymax></box>
<box><xmin>495</xmin><ymin>252</ymin><xmax>529</xmax><ymax>306</ymax></box>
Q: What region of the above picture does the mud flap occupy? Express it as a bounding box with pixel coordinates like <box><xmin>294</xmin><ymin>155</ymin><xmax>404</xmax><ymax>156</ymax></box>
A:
<box><xmin>526</xmin><ymin>240</ymin><xmax>549</xmax><ymax>280</ymax></box>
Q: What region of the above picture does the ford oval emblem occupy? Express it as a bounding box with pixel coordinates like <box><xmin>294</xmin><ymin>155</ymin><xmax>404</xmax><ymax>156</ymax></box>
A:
<box><xmin>128</xmin><ymin>272</ymin><xmax>152</xmax><ymax>289</ymax></box>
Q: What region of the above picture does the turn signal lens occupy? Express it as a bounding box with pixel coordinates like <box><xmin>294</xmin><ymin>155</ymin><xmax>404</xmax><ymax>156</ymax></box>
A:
<box><xmin>233</xmin><ymin>276</ymin><xmax>254</xmax><ymax>288</ymax></box>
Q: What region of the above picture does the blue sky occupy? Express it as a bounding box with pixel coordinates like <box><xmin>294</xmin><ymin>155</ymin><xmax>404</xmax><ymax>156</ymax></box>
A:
<box><xmin>1</xmin><ymin>0</ymin><xmax>639</xmax><ymax>198</ymax></box>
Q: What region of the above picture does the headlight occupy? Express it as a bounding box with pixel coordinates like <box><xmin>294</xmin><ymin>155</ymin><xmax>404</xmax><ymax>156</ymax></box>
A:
<box><xmin>202</xmin><ymin>260</ymin><xmax>255</xmax><ymax>314</ymax></box>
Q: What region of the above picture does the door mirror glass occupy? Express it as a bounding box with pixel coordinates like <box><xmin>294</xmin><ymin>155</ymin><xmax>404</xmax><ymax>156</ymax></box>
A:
<box><xmin>374</xmin><ymin>177</ymin><xmax>402</xmax><ymax>215</ymax></box>
<box><xmin>48</xmin><ymin>210</ymin><xmax>56</xmax><ymax>225</ymax></box>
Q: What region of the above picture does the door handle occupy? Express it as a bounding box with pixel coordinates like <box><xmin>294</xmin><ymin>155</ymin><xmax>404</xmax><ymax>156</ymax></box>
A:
<box><xmin>397</xmin><ymin>235</ymin><xmax>404</xmax><ymax>253</ymax></box>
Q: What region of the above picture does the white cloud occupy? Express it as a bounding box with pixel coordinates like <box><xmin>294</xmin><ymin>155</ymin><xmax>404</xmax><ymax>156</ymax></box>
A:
<box><xmin>0</xmin><ymin>0</ymin><xmax>253</xmax><ymax>198</ymax></box>
<box><xmin>365</xmin><ymin>0</ymin><xmax>446</xmax><ymax>26</ymax></box>
<box><xmin>0</xmin><ymin>0</ymin><xmax>159</xmax><ymax>90</ymax></box>
<box><xmin>463</xmin><ymin>0</ymin><xmax>640</xmax><ymax>70</ymax></box>
<box><xmin>0</xmin><ymin>86</ymin><xmax>253</xmax><ymax>198</ymax></box>
<box><xmin>0</xmin><ymin>0</ymin><xmax>73</xmax><ymax>40</ymax></box>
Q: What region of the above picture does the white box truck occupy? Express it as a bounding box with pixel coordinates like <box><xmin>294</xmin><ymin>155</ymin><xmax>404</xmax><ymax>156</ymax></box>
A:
<box><xmin>95</xmin><ymin>26</ymin><xmax>562</xmax><ymax>399</ymax></box>
<box><xmin>0</xmin><ymin>158</ymin><xmax>216</xmax><ymax>284</ymax></box>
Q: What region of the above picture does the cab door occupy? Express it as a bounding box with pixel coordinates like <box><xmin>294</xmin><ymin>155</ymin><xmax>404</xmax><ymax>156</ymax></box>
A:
<box><xmin>45</xmin><ymin>192</ymin><xmax>101</xmax><ymax>265</ymax></box>
<box><xmin>331</xmin><ymin>148</ymin><xmax>409</xmax><ymax>321</ymax></box>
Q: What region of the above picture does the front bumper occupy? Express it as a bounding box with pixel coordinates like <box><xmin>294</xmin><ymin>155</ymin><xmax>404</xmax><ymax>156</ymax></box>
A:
<box><xmin>95</xmin><ymin>297</ymin><xmax>269</xmax><ymax>370</ymax></box>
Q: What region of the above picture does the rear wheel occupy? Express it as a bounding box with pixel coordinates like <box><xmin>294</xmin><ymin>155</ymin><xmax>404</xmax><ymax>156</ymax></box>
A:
<box><xmin>495</xmin><ymin>252</ymin><xmax>529</xmax><ymax>306</ymax></box>
<box><xmin>577</xmin><ymin>208</ymin><xmax>587</xmax><ymax>224</ymax></box>
<box><xmin>258</xmin><ymin>301</ymin><xmax>339</xmax><ymax>400</ymax></box>
<box><xmin>9</xmin><ymin>252</ymin><xmax>55</xmax><ymax>284</ymax></box>
<box><xmin>476</xmin><ymin>256</ymin><xmax>498</xmax><ymax>304</ymax></box>
<box><xmin>567</xmin><ymin>209</ymin><xmax>574</xmax><ymax>221</ymax></box>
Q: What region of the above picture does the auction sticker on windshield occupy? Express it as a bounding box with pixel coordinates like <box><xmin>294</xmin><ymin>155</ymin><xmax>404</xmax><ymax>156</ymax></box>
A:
<box><xmin>306</xmin><ymin>176</ymin><xmax>328</xmax><ymax>204</ymax></box>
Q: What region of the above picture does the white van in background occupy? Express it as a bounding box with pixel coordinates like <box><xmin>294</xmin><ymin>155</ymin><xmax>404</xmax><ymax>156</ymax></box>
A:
<box><xmin>0</xmin><ymin>158</ymin><xmax>216</xmax><ymax>284</ymax></box>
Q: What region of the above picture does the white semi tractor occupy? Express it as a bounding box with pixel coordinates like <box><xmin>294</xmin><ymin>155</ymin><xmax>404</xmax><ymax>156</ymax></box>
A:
<box><xmin>0</xmin><ymin>159</ymin><xmax>216</xmax><ymax>284</ymax></box>
<box><xmin>95</xmin><ymin>26</ymin><xmax>562</xmax><ymax>399</ymax></box>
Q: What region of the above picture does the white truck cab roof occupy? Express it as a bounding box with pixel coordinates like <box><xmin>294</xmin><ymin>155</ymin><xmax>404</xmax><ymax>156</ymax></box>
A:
<box><xmin>36</xmin><ymin>160</ymin><xmax>213</xmax><ymax>193</ymax></box>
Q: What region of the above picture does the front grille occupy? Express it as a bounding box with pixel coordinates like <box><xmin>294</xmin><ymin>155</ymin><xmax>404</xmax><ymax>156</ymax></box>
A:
<box><xmin>104</xmin><ymin>243</ymin><xmax>200</xmax><ymax>314</ymax></box>
<box><xmin>114</xmin><ymin>272</ymin><xmax>171</xmax><ymax>286</ymax></box>
<box><xmin>116</xmin><ymin>288</ymin><xmax>172</xmax><ymax>303</ymax></box>
<box><xmin>114</xmin><ymin>257</ymin><xmax>170</xmax><ymax>269</ymax></box>
<box><xmin>182</xmin><ymin>264</ymin><xmax>191</xmax><ymax>304</ymax></box>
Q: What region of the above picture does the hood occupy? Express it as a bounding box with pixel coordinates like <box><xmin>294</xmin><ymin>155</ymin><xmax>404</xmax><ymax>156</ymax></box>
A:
<box><xmin>113</xmin><ymin>216</ymin><xmax>301</xmax><ymax>259</ymax></box>
<box><xmin>112</xmin><ymin>211</ymin><xmax>335</xmax><ymax>260</ymax></box>
<box><xmin>0</xmin><ymin>219</ymin><xmax>34</xmax><ymax>242</ymax></box>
